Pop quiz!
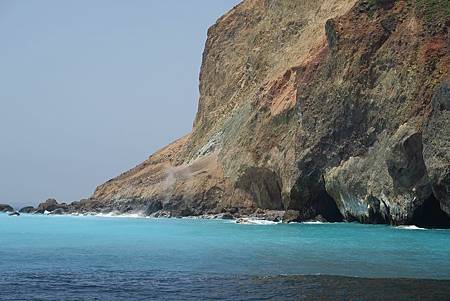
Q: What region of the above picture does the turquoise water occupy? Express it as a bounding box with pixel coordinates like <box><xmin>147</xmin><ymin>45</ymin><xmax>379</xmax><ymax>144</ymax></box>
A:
<box><xmin>1</xmin><ymin>214</ymin><xmax>450</xmax><ymax>300</ymax></box>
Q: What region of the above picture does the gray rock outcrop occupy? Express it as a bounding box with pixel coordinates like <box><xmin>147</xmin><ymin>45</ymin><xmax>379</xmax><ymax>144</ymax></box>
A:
<box><xmin>0</xmin><ymin>204</ymin><xmax>14</xmax><ymax>213</ymax></box>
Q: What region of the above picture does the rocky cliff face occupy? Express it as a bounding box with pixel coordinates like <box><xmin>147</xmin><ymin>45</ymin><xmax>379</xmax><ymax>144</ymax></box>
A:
<box><xmin>77</xmin><ymin>0</ymin><xmax>449</xmax><ymax>227</ymax></box>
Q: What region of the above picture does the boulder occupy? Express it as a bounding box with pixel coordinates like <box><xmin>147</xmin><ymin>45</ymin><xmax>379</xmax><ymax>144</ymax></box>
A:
<box><xmin>266</xmin><ymin>210</ymin><xmax>285</xmax><ymax>222</ymax></box>
<box><xmin>283</xmin><ymin>210</ymin><xmax>301</xmax><ymax>223</ymax></box>
<box><xmin>48</xmin><ymin>208</ymin><xmax>65</xmax><ymax>215</ymax></box>
<box><xmin>235</xmin><ymin>218</ymin><xmax>251</xmax><ymax>224</ymax></box>
<box><xmin>215</xmin><ymin>212</ymin><xmax>234</xmax><ymax>220</ymax></box>
<box><xmin>150</xmin><ymin>210</ymin><xmax>172</xmax><ymax>218</ymax></box>
<box><xmin>306</xmin><ymin>215</ymin><xmax>327</xmax><ymax>223</ymax></box>
<box><xmin>35</xmin><ymin>199</ymin><xmax>60</xmax><ymax>214</ymax></box>
<box><xmin>0</xmin><ymin>204</ymin><xmax>14</xmax><ymax>213</ymax></box>
<box><xmin>19</xmin><ymin>206</ymin><xmax>36</xmax><ymax>213</ymax></box>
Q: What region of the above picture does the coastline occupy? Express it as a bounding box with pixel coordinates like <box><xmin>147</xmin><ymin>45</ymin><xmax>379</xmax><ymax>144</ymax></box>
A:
<box><xmin>11</xmin><ymin>206</ymin><xmax>449</xmax><ymax>230</ymax></box>
<box><xmin>4</xmin><ymin>211</ymin><xmax>442</xmax><ymax>231</ymax></box>
<box><xmin>2</xmin><ymin>211</ymin><xmax>449</xmax><ymax>300</ymax></box>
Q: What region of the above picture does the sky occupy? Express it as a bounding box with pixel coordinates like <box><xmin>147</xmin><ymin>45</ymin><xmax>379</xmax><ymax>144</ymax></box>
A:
<box><xmin>0</xmin><ymin>0</ymin><xmax>241</xmax><ymax>209</ymax></box>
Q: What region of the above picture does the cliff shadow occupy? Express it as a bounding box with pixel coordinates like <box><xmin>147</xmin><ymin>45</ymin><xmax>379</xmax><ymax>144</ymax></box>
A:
<box><xmin>412</xmin><ymin>195</ymin><xmax>450</xmax><ymax>229</ymax></box>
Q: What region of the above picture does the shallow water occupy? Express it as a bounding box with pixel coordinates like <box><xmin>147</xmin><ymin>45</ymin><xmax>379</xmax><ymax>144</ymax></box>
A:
<box><xmin>1</xmin><ymin>214</ymin><xmax>449</xmax><ymax>300</ymax></box>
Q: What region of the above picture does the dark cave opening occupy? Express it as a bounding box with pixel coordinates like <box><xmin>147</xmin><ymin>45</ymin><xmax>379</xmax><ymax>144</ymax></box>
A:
<box><xmin>312</xmin><ymin>190</ymin><xmax>344</xmax><ymax>222</ymax></box>
<box><xmin>412</xmin><ymin>195</ymin><xmax>450</xmax><ymax>229</ymax></box>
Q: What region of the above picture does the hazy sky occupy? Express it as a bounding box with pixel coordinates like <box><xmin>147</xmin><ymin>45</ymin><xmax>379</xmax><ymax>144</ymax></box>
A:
<box><xmin>0</xmin><ymin>0</ymin><xmax>240</xmax><ymax>209</ymax></box>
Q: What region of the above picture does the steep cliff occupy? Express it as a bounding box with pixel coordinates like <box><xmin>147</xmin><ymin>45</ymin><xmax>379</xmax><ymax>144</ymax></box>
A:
<box><xmin>77</xmin><ymin>0</ymin><xmax>449</xmax><ymax>226</ymax></box>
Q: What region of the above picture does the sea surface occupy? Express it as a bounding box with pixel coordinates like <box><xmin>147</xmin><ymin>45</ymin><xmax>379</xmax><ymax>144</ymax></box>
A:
<box><xmin>1</xmin><ymin>213</ymin><xmax>450</xmax><ymax>300</ymax></box>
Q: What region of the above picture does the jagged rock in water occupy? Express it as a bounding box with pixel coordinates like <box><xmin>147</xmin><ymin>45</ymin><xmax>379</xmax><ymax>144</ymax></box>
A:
<box><xmin>0</xmin><ymin>204</ymin><xmax>14</xmax><ymax>213</ymax></box>
<box><xmin>48</xmin><ymin>208</ymin><xmax>66</xmax><ymax>215</ymax></box>
<box><xmin>282</xmin><ymin>210</ymin><xmax>301</xmax><ymax>223</ymax></box>
<box><xmin>35</xmin><ymin>199</ymin><xmax>69</xmax><ymax>214</ymax></box>
<box><xmin>71</xmin><ymin>0</ymin><xmax>449</xmax><ymax>226</ymax></box>
<box><xmin>19</xmin><ymin>206</ymin><xmax>36</xmax><ymax>213</ymax></box>
<box><xmin>35</xmin><ymin>199</ymin><xmax>58</xmax><ymax>214</ymax></box>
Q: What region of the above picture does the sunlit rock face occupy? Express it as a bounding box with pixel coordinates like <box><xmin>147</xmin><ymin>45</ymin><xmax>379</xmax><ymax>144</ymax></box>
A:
<box><xmin>77</xmin><ymin>0</ymin><xmax>449</xmax><ymax>226</ymax></box>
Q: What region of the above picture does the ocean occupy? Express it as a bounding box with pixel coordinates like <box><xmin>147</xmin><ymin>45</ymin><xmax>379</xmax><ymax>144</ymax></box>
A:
<box><xmin>1</xmin><ymin>213</ymin><xmax>449</xmax><ymax>300</ymax></box>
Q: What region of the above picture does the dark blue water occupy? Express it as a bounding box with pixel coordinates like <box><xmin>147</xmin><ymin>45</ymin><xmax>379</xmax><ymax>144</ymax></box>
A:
<box><xmin>1</xmin><ymin>214</ymin><xmax>450</xmax><ymax>300</ymax></box>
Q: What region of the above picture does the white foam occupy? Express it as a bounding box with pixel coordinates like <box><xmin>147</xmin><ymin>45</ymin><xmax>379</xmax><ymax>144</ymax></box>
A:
<box><xmin>63</xmin><ymin>211</ymin><xmax>150</xmax><ymax>219</ymax></box>
<box><xmin>302</xmin><ymin>221</ymin><xmax>326</xmax><ymax>224</ymax></box>
<box><xmin>235</xmin><ymin>218</ymin><xmax>279</xmax><ymax>225</ymax></box>
<box><xmin>396</xmin><ymin>225</ymin><xmax>426</xmax><ymax>230</ymax></box>
<box><xmin>94</xmin><ymin>212</ymin><xmax>147</xmax><ymax>219</ymax></box>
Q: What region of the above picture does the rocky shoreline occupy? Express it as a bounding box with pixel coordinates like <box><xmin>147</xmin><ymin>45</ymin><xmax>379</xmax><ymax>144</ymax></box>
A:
<box><xmin>6</xmin><ymin>196</ymin><xmax>449</xmax><ymax>228</ymax></box>
<box><xmin>12</xmin><ymin>197</ymin><xmax>445</xmax><ymax>228</ymax></box>
<box><xmin>16</xmin><ymin>198</ymin><xmax>326</xmax><ymax>224</ymax></box>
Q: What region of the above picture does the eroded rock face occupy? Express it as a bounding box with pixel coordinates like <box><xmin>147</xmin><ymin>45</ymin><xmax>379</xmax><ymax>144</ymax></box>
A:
<box><xmin>423</xmin><ymin>80</ymin><xmax>450</xmax><ymax>216</ymax></box>
<box><xmin>235</xmin><ymin>167</ymin><xmax>283</xmax><ymax>210</ymax></box>
<box><xmin>71</xmin><ymin>0</ymin><xmax>448</xmax><ymax>226</ymax></box>
<box><xmin>325</xmin><ymin>124</ymin><xmax>434</xmax><ymax>225</ymax></box>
